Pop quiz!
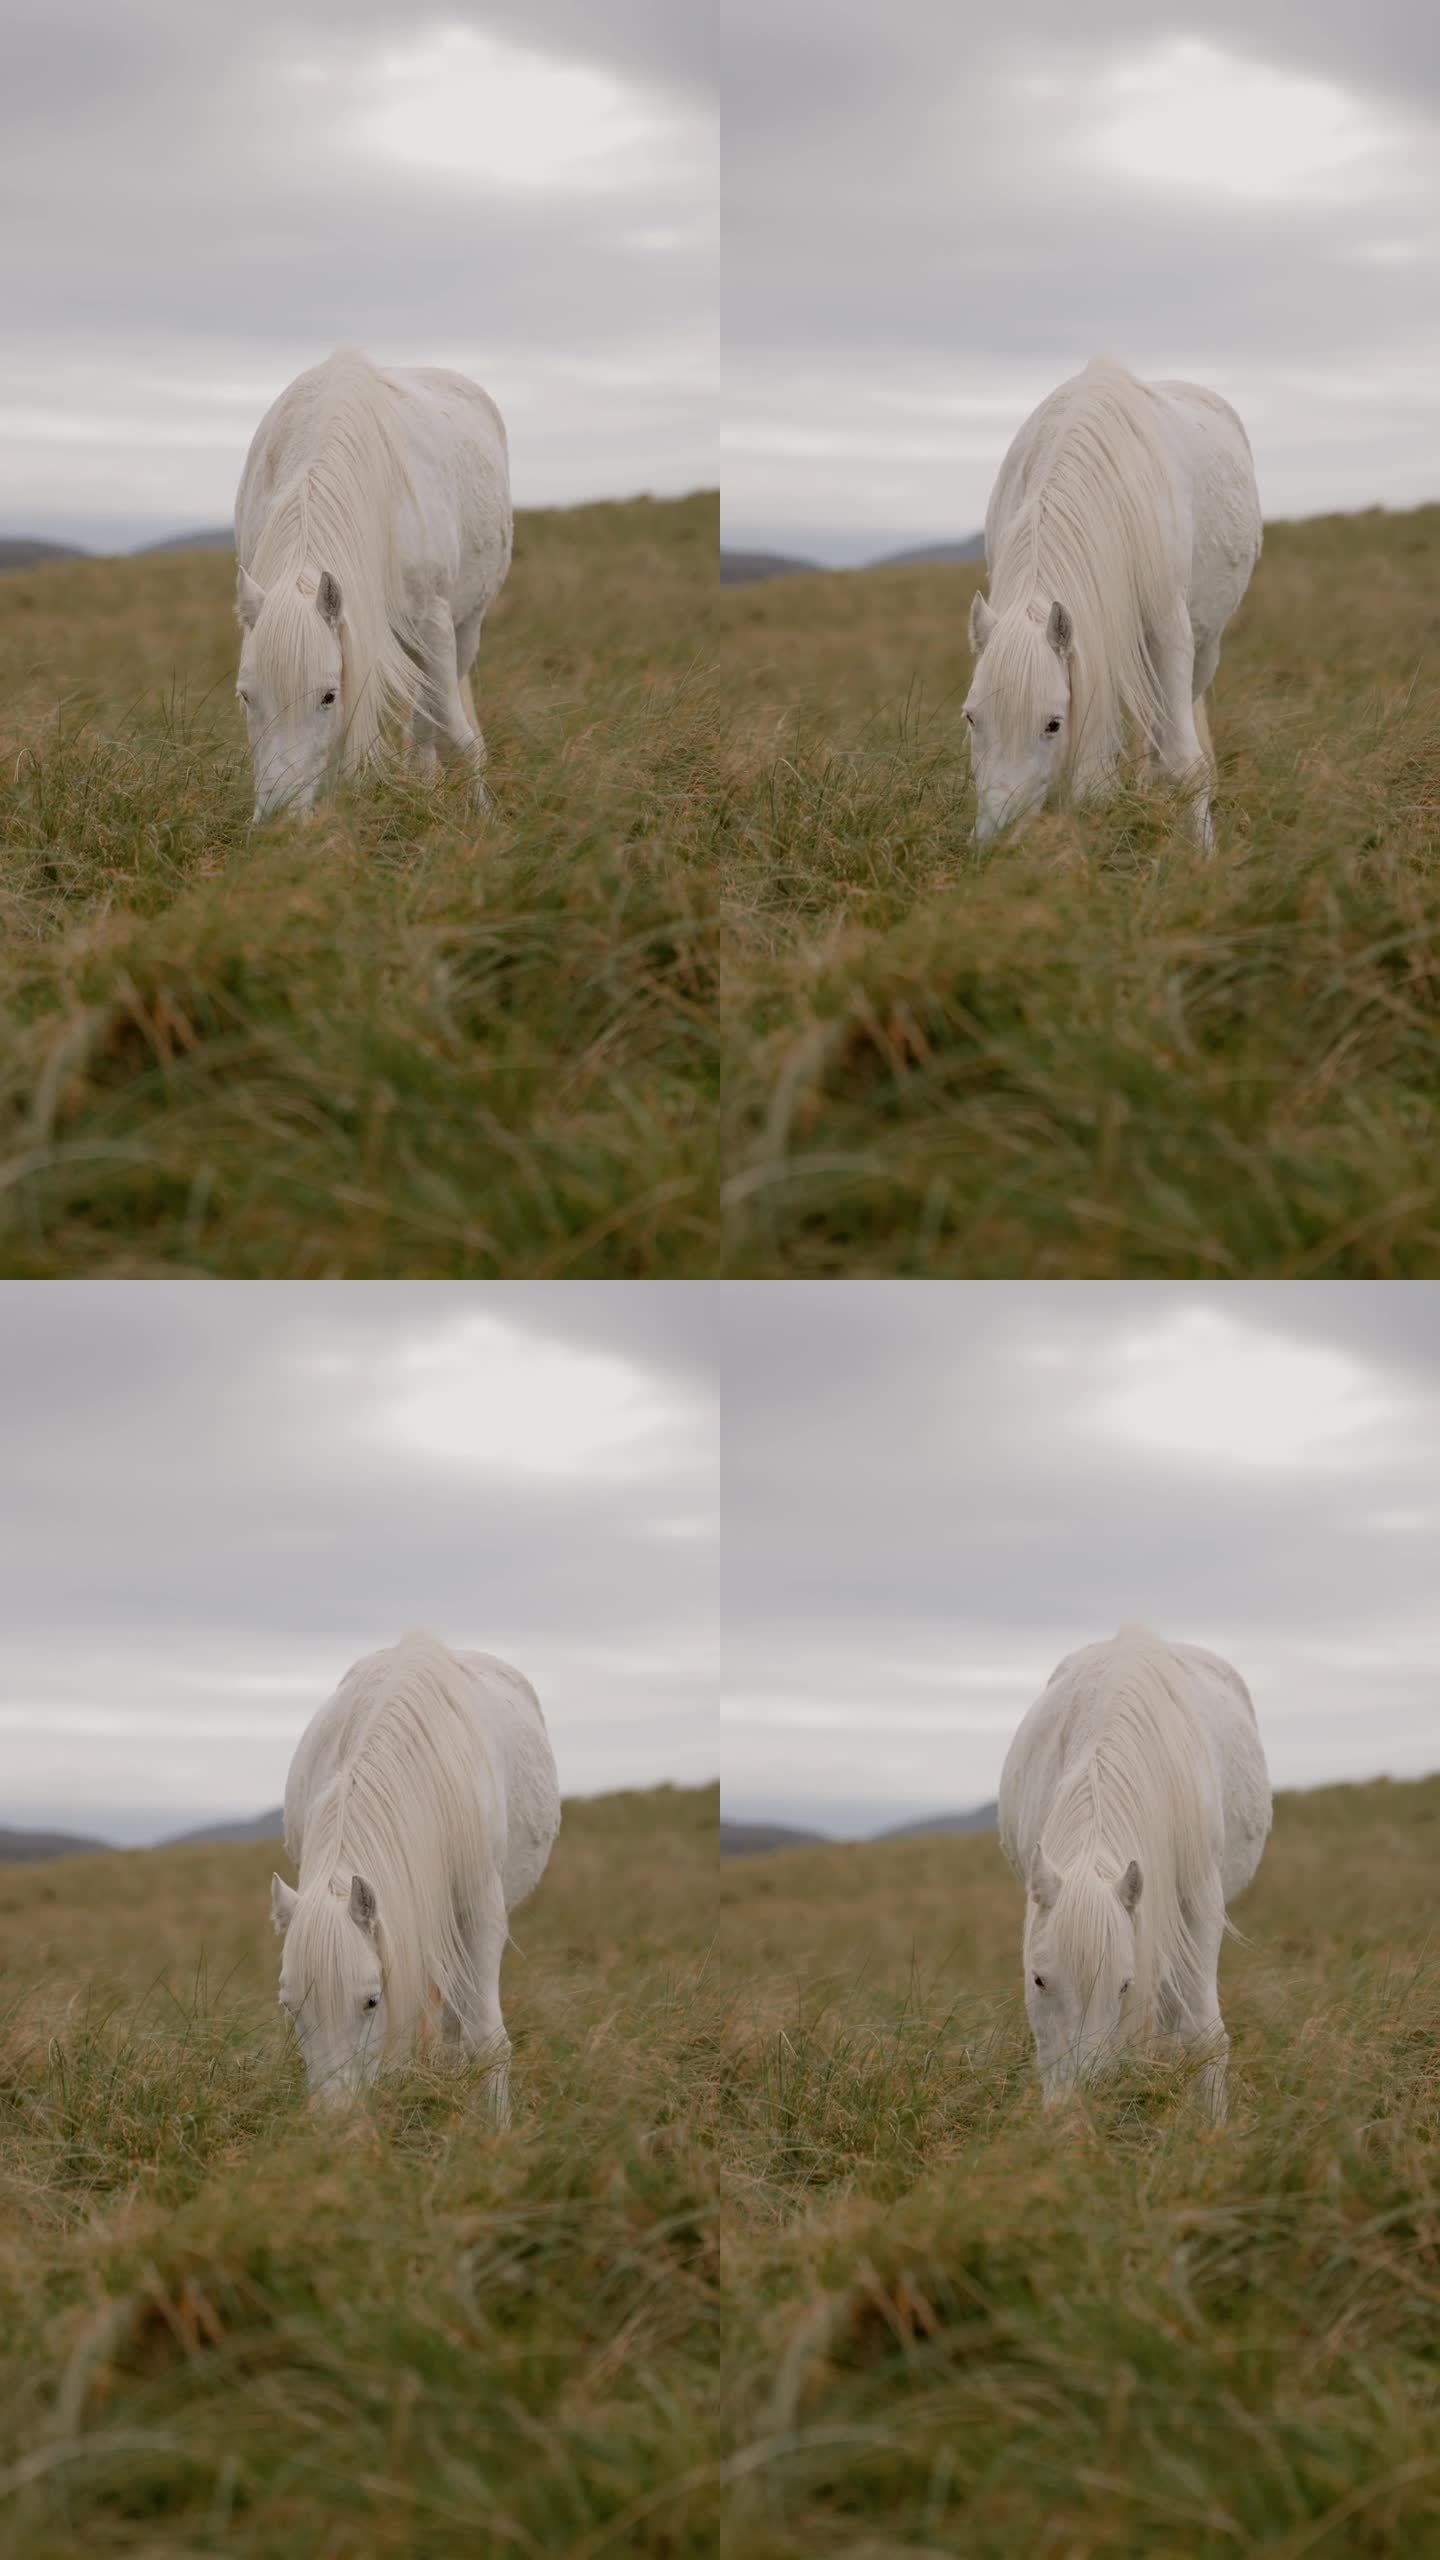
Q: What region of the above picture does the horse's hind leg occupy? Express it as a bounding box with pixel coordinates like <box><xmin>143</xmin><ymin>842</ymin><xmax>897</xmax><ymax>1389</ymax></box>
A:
<box><xmin>414</xmin><ymin>599</ymin><xmax>490</xmax><ymax>811</ymax></box>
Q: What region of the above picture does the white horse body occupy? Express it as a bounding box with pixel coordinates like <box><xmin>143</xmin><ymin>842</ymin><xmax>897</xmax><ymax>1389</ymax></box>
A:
<box><xmin>998</xmin><ymin>1624</ymin><xmax>1271</xmax><ymax>2112</ymax></box>
<box><xmin>235</xmin><ymin>346</ymin><xmax>511</xmax><ymax>818</ymax></box>
<box><xmin>966</xmin><ymin>358</ymin><xmax>1261</xmax><ymax>847</ymax></box>
<box><xmin>272</xmin><ymin>1630</ymin><xmax>559</xmax><ymax>2113</ymax></box>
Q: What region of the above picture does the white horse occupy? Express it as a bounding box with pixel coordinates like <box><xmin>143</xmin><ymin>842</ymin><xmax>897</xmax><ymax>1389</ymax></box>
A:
<box><xmin>998</xmin><ymin>1624</ymin><xmax>1271</xmax><ymax>2117</ymax></box>
<box><xmin>965</xmin><ymin>357</ymin><xmax>1262</xmax><ymax>850</ymax></box>
<box><xmin>270</xmin><ymin>1630</ymin><xmax>560</xmax><ymax>2115</ymax></box>
<box><xmin>234</xmin><ymin>346</ymin><xmax>512</xmax><ymax>820</ymax></box>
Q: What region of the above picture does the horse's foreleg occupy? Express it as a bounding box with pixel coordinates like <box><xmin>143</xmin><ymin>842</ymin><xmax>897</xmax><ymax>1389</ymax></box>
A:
<box><xmin>415</xmin><ymin>600</ymin><xmax>489</xmax><ymax>810</ymax></box>
<box><xmin>452</xmin><ymin>1883</ymin><xmax>512</xmax><ymax>2126</ymax></box>
<box><xmin>1152</xmin><ymin>615</ymin><xmax>1215</xmax><ymax>850</ymax></box>
<box><xmin>1172</xmin><ymin>1907</ymin><xmax>1230</xmax><ymax>2123</ymax></box>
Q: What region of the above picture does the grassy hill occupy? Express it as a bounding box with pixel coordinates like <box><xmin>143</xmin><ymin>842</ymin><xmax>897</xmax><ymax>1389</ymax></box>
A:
<box><xmin>0</xmin><ymin>493</ymin><xmax>718</xmax><ymax>1277</ymax></box>
<box><xmin>0</xmin><ymin>1783</ymin><xmax>718</xmax><ymax>2556</ymax></box>
<box><xmin>721</xmin><ymin>505</ymin><xmax>1440</xmax><ymax>1275</ymax></box>
<box><xmin>721</xmin><ymin>1771</ymin><xmax>1440</xmax><ymax>2555</ymax></box>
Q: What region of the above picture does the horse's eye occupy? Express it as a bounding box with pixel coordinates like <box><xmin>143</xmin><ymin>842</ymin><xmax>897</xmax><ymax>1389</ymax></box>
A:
<box><xmin>965</xmin><ymin>710</ymin><xmax>976</xmax><ymax>726</ymax></box>
<box><xmin>1043</xmin><ymin>717</ymin><xmax>1061</xmax><ymax>735</ymax></box>
<box><xmin>1033</xmin><ymin>1974</ymin><xmax>1046</xmax><ymax>1991</ymax></box>
<box><xmin>1120</xmin><ymin>1978</ymin><xmax>1133</xmax><ymax>1996</ymax></box>
<box><xmin>321</xmin><ymin>690</ymin><xmax>337</xmax><ymax>707</ymax></box>
<box><xmin>363</xmin><ymin>1993</ymin><xmax>380</xmax><ymax>2010</ymax></box>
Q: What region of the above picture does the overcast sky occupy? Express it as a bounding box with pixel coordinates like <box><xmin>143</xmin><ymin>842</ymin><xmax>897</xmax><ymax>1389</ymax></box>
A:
<box><xmin>0</xmin><ymin>1283</ymin><xmax>717</xmax><ymax>1845</ymax></box>
<box><xmin>2</xmin><ymin>0</ymin><xmax>715</xmax><ymax>549</ymax></box>
<box><xmin>722</xmin><ymin>1283</ymin><xmax>1440</xmax><ymax>1836</ymax></box>
<box><xmin>722</xmin><ymin>1</ymin><xmax>1440</xmax><ymax>562</ymax></box>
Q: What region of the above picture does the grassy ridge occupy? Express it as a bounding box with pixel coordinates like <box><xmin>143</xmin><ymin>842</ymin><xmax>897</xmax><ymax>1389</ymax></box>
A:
<box><xmin>0</xmin><ymin>1785</ymin><xmax>719</xmax><ymax>2557</ymax></box>
<box><xmin>720</xmin><ymin>506</ymin><xmax>1440</xmax><ymax>1275</ymax></box>
<box><xmin>0</xmin><ymin>494</ymin><xmax>718</xmax><ymax>1277</ymax></box>
<box><xmin>720</xmin><ymin>1773</ymin><xmax>1440</xmax><ymax>2555</ymax></box>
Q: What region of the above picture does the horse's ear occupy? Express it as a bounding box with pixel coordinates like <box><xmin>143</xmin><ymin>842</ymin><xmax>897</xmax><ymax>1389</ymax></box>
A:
<box><xmin>349</xmin><ymin>1873</ymin><xmax>379</xmax><ymax>1935</ymax></box>
<box><xmin>1116</xmin><ymin>1858</ymin><xmax>1143</xmax><ymax>1915</ymax></box>
<box><xmin>271</xmin><ymin>1873</ymin><xmax>297</xmax><ymax>1936</ymax></box>
<box><xmin>237</xmin><ymin>567</ymin><xmax>265</xmax><ymax>629</ymax></box>
<box><xmin>1046</xmin><ymin>600</ymin><xmax>1073</xmax><ymax>659</ymax></box>
<box><xmin>969</xmin><ymin>591</ymin><xmax>996</xmax><ymax>655</ymax></box>
<box><xmin>1028</xmin><ymin>1849</ymin><xmax>1061</xmax><ymax>1911</ymax></box>
<box><xmin>316</xmin><ymin>570</ymin><xmax>343</xmax><ymax>628</ymax></box>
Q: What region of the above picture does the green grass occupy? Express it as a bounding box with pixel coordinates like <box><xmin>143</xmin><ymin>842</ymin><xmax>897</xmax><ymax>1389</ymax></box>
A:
<box><xmin>0</xmin><ymin>1784</ymin><xmax>719</xmax><ymax>2557</ymax></box>
<box><xmin>720</xmin><ymin>506</ymin><xmax>1440</xmax><ymax>1274</ymax></box>
<box><xmin>720</xmin><ymin>1773</ymin><xmax>1440</xmax><ymax>2556</ymax></box>
<box><xmin>0</xmin><ymin>494</ymin><xmax>718</xmax><ymax>1276</ymax></box>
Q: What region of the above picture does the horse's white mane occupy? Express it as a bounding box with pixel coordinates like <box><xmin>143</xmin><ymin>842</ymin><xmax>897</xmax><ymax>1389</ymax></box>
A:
<box><xmin>292</xmin><ymin>1630</ymin><xmax>498</xmax><ymax>2042</ymax></box>
<box><xmin>248</xmin><ymin>346</ymin><xmax>421</xmax><ymax>768</ymax></box>
<box><xmin>987</xmin><ymin>357</ymin><xmax>1175</xmax><ymax>786</ymax></box>
<box><xmin>1039</xmin><ymin>1623</ymin><xmax>1223</xmax><ymax>2024</ymax></box>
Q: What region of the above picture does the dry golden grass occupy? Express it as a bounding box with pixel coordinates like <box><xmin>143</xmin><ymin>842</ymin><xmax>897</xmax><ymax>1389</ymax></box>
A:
<box><xmin>720</xmin><ymin>1772</ymin><xmax>1440</xmax><ymax>2555</ymax></box>
<box><xmin>0</xmin><ymin>1784</ymin><xmax>719</xmax><ymax>2557</ymax></box>
<box><xmin>720</xmin><ymin>506</ymin><xmax>1440</xmax><ymax>1275</ymax></box>
<box><xmin>0</xmin><ymin>494</ymin><xmax>719</xmax><ymax>1277</ymax></box>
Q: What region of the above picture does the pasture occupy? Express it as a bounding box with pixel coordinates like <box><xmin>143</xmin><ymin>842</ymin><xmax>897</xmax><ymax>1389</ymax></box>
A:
<box><xmin>0</xmin><ymin>1783</ymin><xmax>718</xmax><ymax>2557</ymax></box>
<box><xmin>0</xmin><ymin>491</ymin><xmax>717</xmax><ymax>1278</ymax></box>
<box><xmin>720</xmin><ymin>1772</ymin><xmax>1440</xmax><ymax>2555</ymax></box>
<box><xmin>720</xmin><ymin>505</ymin><xmax>1440</xmax><ymax>1276</ymax></box>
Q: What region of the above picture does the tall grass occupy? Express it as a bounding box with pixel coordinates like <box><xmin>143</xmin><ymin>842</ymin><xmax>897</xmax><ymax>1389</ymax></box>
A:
<box><xmin>720</xmin><ymin>1774</ymin><xmax>1440</xmax><ymax>2555</ymax></box>
<box><xmin>0</xmin><ymin>1784</ymin><xmax>719</xmax><ymax>2557</ymax></box>
<box><xmin>0</xmin><ymin>495</ymin><xmax>719</xmax><ymax>1277</ymax></box>
<box><xmin>720</xmin><ymin>507</ymin><xmax>1440</xmax><ymax>1275</ymax></box>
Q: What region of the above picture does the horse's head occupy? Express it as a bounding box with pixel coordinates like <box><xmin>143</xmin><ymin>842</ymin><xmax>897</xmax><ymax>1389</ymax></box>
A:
<box><xmin>236</xmin><ymin>567</ymin><xmax>346</xmax><ymax>820</ymax></box>
<box><xmin>271</xmin><ymin>1870</ymin><xmax>388</xmax><ymax>2106</ymax></box>
<box><xmin>965</xmin><ymin>593</ymin><xmax>1073</xmax><ymax>846</ymax></box>
<box><xmin>1021</xmin><ymin>1848</ymin><xmax>1142</xmax><ymax>2103</ymax></box>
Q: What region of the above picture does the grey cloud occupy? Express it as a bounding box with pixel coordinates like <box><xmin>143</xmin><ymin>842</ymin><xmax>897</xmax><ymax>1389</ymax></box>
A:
<box><xmin>722</xmin><ymin>1</ymin><xmax>1439</xmax><ymax>548</ymax></box>
<box><xmin>0</xmin><ymin>1282</ymin><xmax>717</xmax><ymax>1839</ymax></box>
<box><xmin>720</xmin><ymin>1283</ymin><xmax>1440</xmax><ymax>1827</ymax></box>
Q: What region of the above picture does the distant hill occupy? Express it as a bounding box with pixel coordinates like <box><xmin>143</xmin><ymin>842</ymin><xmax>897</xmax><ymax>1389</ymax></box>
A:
<box><xmin>133</xmin><ymin>528</ymin><xmax>233</xmax><ymax>555</ymax></box>
<box><xmin>0</xmin><ymin>537</ymin><xmax>90</xmax><ymax>571</ymax></box>
<box><xmin>870</xmin><ymin>536</ymin><xmax>985</xmax><ymax>568</ymax></box>
<box><xmin>720</xmin><ymin>1804</ymin><xmax>1000</xmax><ymax>1857</ymax></box>
<box><xmin>0</xmin><ymin>1825</ymin><xmax>110</xmax><ymax>1864</ymax></box>
<box><xmin>873</xmin><ymin>1801</ymin><xmax>999</xmax><ymax>1838</ymax></box>
<box><xmin>161</xmin><ymin>1809</ymin><xmax>284</xmax><ymax>1846</ymax></box>
<box><xmin>720</xmin><ymin>549</ymin><xmax>824</xmax><ymax>586</ymax></box>
<box><xmin>721</xmin><ymin>1820</ymin><xmax>830</xmax><ymax>1858</ymax></box>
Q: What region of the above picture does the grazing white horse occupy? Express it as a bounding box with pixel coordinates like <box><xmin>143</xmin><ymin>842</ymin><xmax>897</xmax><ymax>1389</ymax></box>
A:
<box><xmin>234</xmin><ymin>346</ymin><xmax>512</xmax><ymax>820</ymax></box>
<box><xmin>966</xmin><ymin>357</ymin><xmax>1261</xmax><ymax>849</ymax></box>
<box><xmin>271</xmin><ymin>1630</ymin><xmax>560</xmax><ymax>2115</ymax></box>
<box><xmin>998</xmin><ymin>1624</ymin><xmax>1271</xmax><ymax>2117</ymax></box>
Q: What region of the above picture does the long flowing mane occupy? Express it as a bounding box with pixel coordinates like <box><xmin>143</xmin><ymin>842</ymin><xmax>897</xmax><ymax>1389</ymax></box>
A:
<box><xmin>247</xmin><ymin>346</ymin><xmax>421</xmax><ymax>768</ymax></box>
<box><xmin>291</xmin><ymin>1632</ymin><xmax>498</xmax><ymax>2041</ymax></box>
<box><xmin>1037</xmin><ymin>1623</ymin><xmax>1223</xmax><ymax>2027</ymax></box>
<box><xmin>987</xmin><ymin>358</ymin><xmax>1177</xmax><ymax>786</ymax></box>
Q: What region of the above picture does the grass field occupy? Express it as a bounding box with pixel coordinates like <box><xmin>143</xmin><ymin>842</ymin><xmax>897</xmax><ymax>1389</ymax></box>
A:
<box><xmin>720</xmin><ymin>506</ymin><xmax>1440</xmax><ymax>1275</ymax></box>
<box><xmin>721</xmin><ymin>1772</ymin><xmax>1440</xmax><ymax>2556</ymax></box>
<box><xmin>0</xmin><ymin>493</ymin><xmax>718</xmax><ymax>1277</ymax></box>
<box><xmin>0</xmin><ymin>1784</ymin><xmax>718</xmax><ymax>2557</ymax></box>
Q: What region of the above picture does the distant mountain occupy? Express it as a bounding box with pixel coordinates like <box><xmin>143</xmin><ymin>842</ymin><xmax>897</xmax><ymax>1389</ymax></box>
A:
<box><xmin>870</xmin><ymin>536</ymin><xmax>985</xmax><ymax>568</ymax></box>
<box><xmin>133</xmin><ymin>528</ymin><xmax>234</xmax><ymax>555</ymax></box>
<box><xmin>0</xmin><ymin>1825</ymin><xmax>110</xmax><ymax>1864</ymax></box>
<box><xmin>0</xmin><ymin>537</ymin><xmax>90</xmax><ymax>571</ymax></box>
<box><xmin>720</xmin><ymin>549</ymin><xmax>825</xmax><ymax>586</ymax></box>
<box><xmin>721</xmin><ymin>1804</ymin><xmax>1000</xmax><ymax>1857</ymax></box>
<box><xmin>873</xmin><ymin>1802</ymin><xmax>998</xmax><ymax>1838</ymax></box>
<box><xmin>160</xmin><ymin>1809</ymin><xmax>284</xmax><ymax>1846</ymax></box>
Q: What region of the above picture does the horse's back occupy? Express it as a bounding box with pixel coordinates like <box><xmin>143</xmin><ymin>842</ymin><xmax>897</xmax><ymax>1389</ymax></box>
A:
<box><xmin>1000</xmin><ymin>1631</ymin><xmax>1271</xmax><ymax>1901</ymax></box>
<box><xmin>456</xmin><ymin>1648</ymin><xmax>561</xmax><ymax>1909</ymax></box>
